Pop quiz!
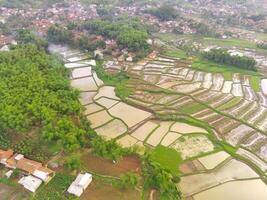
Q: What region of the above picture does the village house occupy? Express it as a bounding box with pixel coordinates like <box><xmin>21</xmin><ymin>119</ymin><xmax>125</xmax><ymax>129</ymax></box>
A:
<box><xmin>0</xmin><ymin>149</ymin><xmax>13</xmax><ymax>165</ymax></box>
<box><xmin>67</xmin><ymin>173</ymin><xmax>93</xmax><ymax>197</ymax></box>
<box><xmin>6</xmin><ymin>153</ymin><xmax>54</xmax><ymax>183</ymax></box>
<box><xmin>18</xmin><ymin>175</ymin><xmax>43</xmax><ymax>193</ymax></box>
<box><xmin>0</xmin><ymin>35</ymin><xmax>16</xmax><ymax>47</ymax></box>
<box><xmin>0</xmin><ymin>149</ymin><xmax>55</xmax><ymax>192</ymax></box>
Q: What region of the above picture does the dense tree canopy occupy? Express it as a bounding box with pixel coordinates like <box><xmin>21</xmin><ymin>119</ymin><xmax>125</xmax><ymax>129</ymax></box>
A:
<box><xmin>257</xmin><ymin>41</ymin><xmax>267</xmax><ymax>50</ymax></box>
<box><xmin>0</xmin><ymin>0</ymin><xmax>65</xmax><ymax>8</ymax></box>
<box><xmin>16</xmin><ymin>29</ymin><xmax>48</xmax><ymax>49</ymax></box>
<box><xmin>145</xmin><ymin>5</ymin><xmax>178</xmax><ymax>21</ymax></box>
<box><xmin>203</xmin><ymin>48</ymin><xmax>257</xmax><ymax>71</ymax></box>
<box><xmin>142</xmin><ymin>153</ymin><xmax>182</xmax><ymax>199</ymax></box>
<box><xmin>83</xmin><ymin>18</ymin><xmax>151</xmax><ymax>53</ymax></box>
<box><xmin>47</xmin><ymin>25</ymin><xmax>73</xmax><ymax>44</ymax></box>
<box><xmin>0</xmin><ymin>45</ymin><xmax>85</xmax><ymax>151</ymax></box>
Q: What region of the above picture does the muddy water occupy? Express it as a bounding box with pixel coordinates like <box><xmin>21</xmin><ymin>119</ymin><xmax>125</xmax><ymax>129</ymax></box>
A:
<box><xmin>194</xmin><ymin>179</ymin><xmax>267</xmax><ymax>200</ymax></box>
<box><xmin>171</xmin><ymin>122</ymin><xmax>207</xmax><ymax>134</ymax></box>
<box><xmin>109</xmin><ymin>102</ymin><xmax>152</xmax><ymax>127</ymax></box>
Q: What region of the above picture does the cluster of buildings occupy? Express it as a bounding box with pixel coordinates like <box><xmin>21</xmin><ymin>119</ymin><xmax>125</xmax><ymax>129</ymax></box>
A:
<box><xmin>0</xmin><ymin>149</ymin><xmax>54</xmax><ymax>192</ymax></box>
<box><xmin>0</xmin><ymin>148</ymin><xmax>92</xmax><ymax>196</ymax></box>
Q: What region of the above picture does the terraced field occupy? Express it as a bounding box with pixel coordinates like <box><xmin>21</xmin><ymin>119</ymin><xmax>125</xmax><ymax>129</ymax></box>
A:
<box><xmin>50</xmin><ymin>44</ymin><xmax>267</xmax><ymax>200</ymax></box>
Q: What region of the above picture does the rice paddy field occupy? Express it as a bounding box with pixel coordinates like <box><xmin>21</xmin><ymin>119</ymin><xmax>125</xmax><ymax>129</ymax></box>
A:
<box><xmin>51</xmin><ymin>44</ymin><xmax>267</xmax><ymax>200</ymax></box>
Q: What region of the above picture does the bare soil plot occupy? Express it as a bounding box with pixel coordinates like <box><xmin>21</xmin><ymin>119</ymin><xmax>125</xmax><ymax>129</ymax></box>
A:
<box><xmin>84</xmin><ymin>103</ymin><xmax>104</xmax><ymax>115</ymax></box>
<box><xmin>71</xmin><ymin>67</ymin><xmax>92</xmax><ymax>78</ymax></box>
<box><xmin>117</xmin><ymin>135</ymin><xmax>138</xmax><ymax>148</ymax></box>
<box><xmin>172</xmin><ymin>82</ymin><xmax>202</xmax><ymax>93</ymax></box>
<box><xmin>146</xmin><ymin>121</ymin><xmax>174</xmax><ymax>146</ymax></box>
<box><xmin>0</xmin><ymin>183</ymin><xmax>30</xmax><ymax>200</ymax></box>
<box><xmin>71</xmin><ymin>77</ymin><xmax>98</xmax><ymax>91</ymax></box>
<box><xmin>221</xmin><ymin>81</ymin><xmax>233</xmax><ymax>93</ymax></box>
<box><xmin>193</xmin><ymin>179</ymin><xmax>267</xmax><ymax>200</ymax></box>
<box><xmin>65</xmin><ymin>62</ymin><xmax>88</xmax><ymax>68</ymax></box>
<box><xmin>243</xmin><ymin>86</ymin><xmax>257</xmax><ymax>101</ymax></box>
<box><xmin>108</xmin><ymin>102</ymin><xmax>152</xmax><ymax>128</ymax></box>
<box><xmin>179</xmin><ymin>159</ymin><xmax>259</xmax><ymax>196</ymax></box>
<box><xmin>171</xmin><ymin>122</ymin><xmax>207</xmax><ymax>134</ymax></box>
<box><xmin>211</xmin><ymin>74</ymin><xmax>224</xmax><ymax>91</ymax></box>
<box><xmin>95</xmin><ymin>119</ymin><xmax>127</xmax><ymax>139</ymax></box>
<box><xmin>94</xmin><ymin>86</ymin><xmax>120</xmax><ymax>100</ymax></box>
<box><xmin>231</xmin><ymin>83</ymin><xmax>243</xmax><ymax>97</ymax></box>
<box><xmin>87</xmin><ymin>110</ymin><xmax>113</xmax><ymax>128</ymax></box>
<box><xmin>92</xmin><ymin>71</ymin><xmax>104</xmax><ymax>87</ymax></box>
<box><xmin>96</xmin><ymin>97</ymin><xmax>119</xmax><ymax>109</ymax></box>
<box><xmin>67</xmin><ymin>55</ymin><xmax>90</xmax><ymax>62</ymax></box>
<box><xmin>257</xmin><ymin>93</ymin><xmax>267</xmax><ymax>108</ymax></box>
<box><xmin>161</xmin><ymin>132</ymin><xmax>182</xmax><ymax>147</ymax></box>
<box><xmin>198</xmin><ymin>151</ymin><xmax>230</xmax><ymax>170</ymax></box>
<box><xmin>81</xmin><ymin>179</ymin><xmax>140</xmax><ymax>200</ymax></box>
<box><xmin>202</xmin><ymin>73</ymin><xmax>213</xmax><ymax>89</ymax></box>
<box><xmin>224</xmin><ymin>124</ymin><xmax>254</xmax><ymax>146</ymax></box>
<box><xmin>171</xmin><ymin>135</ymin><xmax>214</xmax><ymax>159</ymax></box>
<box><xmin>261</xmin><ymin>79</ymin><xmax>267</xmax><ymax>95</ymax></box>
<box><xmin>131</xmin><ymin>121</ymin><xmax>158</xmax><ymax>141</ymax></box>
<box><xmin>82</xmin><ymin>154</ymin><xmax>142</xmax><ymax>177</ymax></box>
<box><xmin>79</xmin><ymin>92</ymin><xmax>97</xmax><ymax>105</ymax></box>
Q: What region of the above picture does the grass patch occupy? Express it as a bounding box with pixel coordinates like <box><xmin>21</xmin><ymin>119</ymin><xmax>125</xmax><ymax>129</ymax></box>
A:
<box><xmin>151</xmin><ymin>145</ymin><xmax>182</xmax><ymax>176</ymax></box>
<box><xmin>0</xmin><ymin>177</ymin><xmax>17</xmax><ymax>187</ymax></box>
<box><xmin>162</xmin><ymin>49</ymin><xmax>187</xmax><ymax>59</ymax></box>
<box><xmin>217</xmin><ymin>97</ymin><xmax>242</xmax><ymax>110</ymax></box>
<box><xmin>250</xmin><ymin>76</ymin><xmax>261</xmax><ymax>92</ymax></box>
<box><xmin>33</xmin><ymin>173</ymin><xmax>75</xmax><ymax>200</ymax></box>
<box><xmin>192</xmin><ymin>58</ymin><xmax>261</xmax><ymax>80</ymax></box>
<box><xmin>94</xmin><ymin>61</ymin><xmax>133</xmax><ymax>99</ymax></box>
<box><xmin>179</xmin><ymin>103</ymin><xmax>206</xmax><ymax>114</ymax></box>
<box><xmin>203</xmin><ymin>37</ymin><xmax>257</xmax><ymax>49</ymax></box>
<box><xmin>219</xmin><ymin>142</ymin><xmax>237</xmax><ymax>156</ymax></box>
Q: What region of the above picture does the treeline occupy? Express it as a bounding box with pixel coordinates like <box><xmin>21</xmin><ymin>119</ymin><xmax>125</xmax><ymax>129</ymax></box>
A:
<box><xmin>0</xmin><ymin>0</ymin><xmax>65</xmax><ymax>8</ymax></box>
<box><xmin>83</xmin><ymin>18</ymin><xmax>150</xmax><ymax>52</ymax></box>
<box><xmin>142</xmin><ymin>153</ymin><xmax>182</xmax><ymax>199</ymax></box>
<box><xmin>203</xmin><ymin>48</ymin><xmax>257</xmax><ymax>71</ymax></box>
<box><xmin>144</xmin><ymin>4</ymin><xmax>178</xmax><ymax>21</ymax></box>
<box><xmin>47</xmin><ymin>24</ymin><xmax>106</xmax><ymax>52</ymax></box>
<box><xmin>257</xmin><ymin>41</ymin><xmax>267</xmax><ymax>50</ymax></box>
<box><xmin>0</xmin><ymin>45</ymin><xmax>86</xmax><ymax>151</ymax></box>
<box><xmin>46</xmin><ymin>17</ymin><xmax>151</xmax><ymax>60</ymax></box>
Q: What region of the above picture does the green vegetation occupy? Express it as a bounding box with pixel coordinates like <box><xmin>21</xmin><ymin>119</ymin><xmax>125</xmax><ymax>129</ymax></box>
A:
<box><xmin>179</xmin><ymin>103</ymin><xmax>207</xmax><ymax>115</ymax></box>
<box><xmin>151</xmin><ymin>145</ymin><xmax>182</xmax><ymax>176</ymax></box>
<box><xmin>142</xmin><ymin>153</ymin><xmax>182</xmax><ymax>200</ymax></box>
<box><xmin>33</xmin><ymin>173</ymin><xmax>76</xmax><ymax>200</ymax></box>
<box><xmin>0</xmin><ymin>177</ymin><xmax>17</xmax><ymax>187</ymax></box>
<box><xmin>257</xmin><ymin>41</ymin><xmax>267</xmax><ymax>50</ymax></box>
<box><xmin>203</xmin><ymin>48</ymin><xmax>257</xmax><ymax>71</ymax></box>
<box><xmin>64</xmin><ymin>154</ymin><xmax>82</xmax><ymax>170</ymax></box>
<box><xmin>94</xmin><ymin>61</ymin><xmax>133</xmax><ymax>99</ymax></box>
<box><xmin>144</xmin><ymin>4</ymin><xmax>178</xmax><ymax>21</ymax></box>
<box><xmin>192</xmin><ymin>58</ymin><xmax>261</xmax><ymax>80</ymax></box>
<box><xmin>203</xmin><ymin>37</ymin><xmax>257</xmax><ymax>49</ymax></box>
<box><xmin>16</xmin><ymin>29</ymin><xmax>48</xmax><ymax>49</ymax></box>
<box><xmin>250</xmin><ymin>76</ymin><xmax>261</xmax><ymax>92</ymax></box>
<box><xmin>90</xmin><ymin>136</ymin><xmax>129</xmax><ymax>161</ymax></box>
<box><xmin>0</xmin><ymin>0</ymin><xmax>65</xmax><ymax>8</ymax></box>
<box><xmin>83</xmin><ymin>18</ymin><xmax>151</xmax><ymax>56</ymax></box>
<box><xmin>0</xmin><ymin>45</ymin><xmax>86</xmax><ymax>152</ymax></box>
<box><xmin>219</xmin><ymin>142</ymin><xmax>237</xmax><ymax>156</ymax></box>
<box><xmin>47</xmin><ymin>25</ymin><xmax>73</xmax><ymax>44</ymax></box>
<box><xmin>114</xmin><ymin>172</ymin><xmax>138</xmax><ymax>189</ymax></box>
<box><xmin>162</xmin><ymin>49</ymin><xmax>187</xmax><ymax>59</ymax></box>
<box><xmin>217</xmin><ymin>97</ymin><xmax>242</xmax><ymax>110</ymax></box>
